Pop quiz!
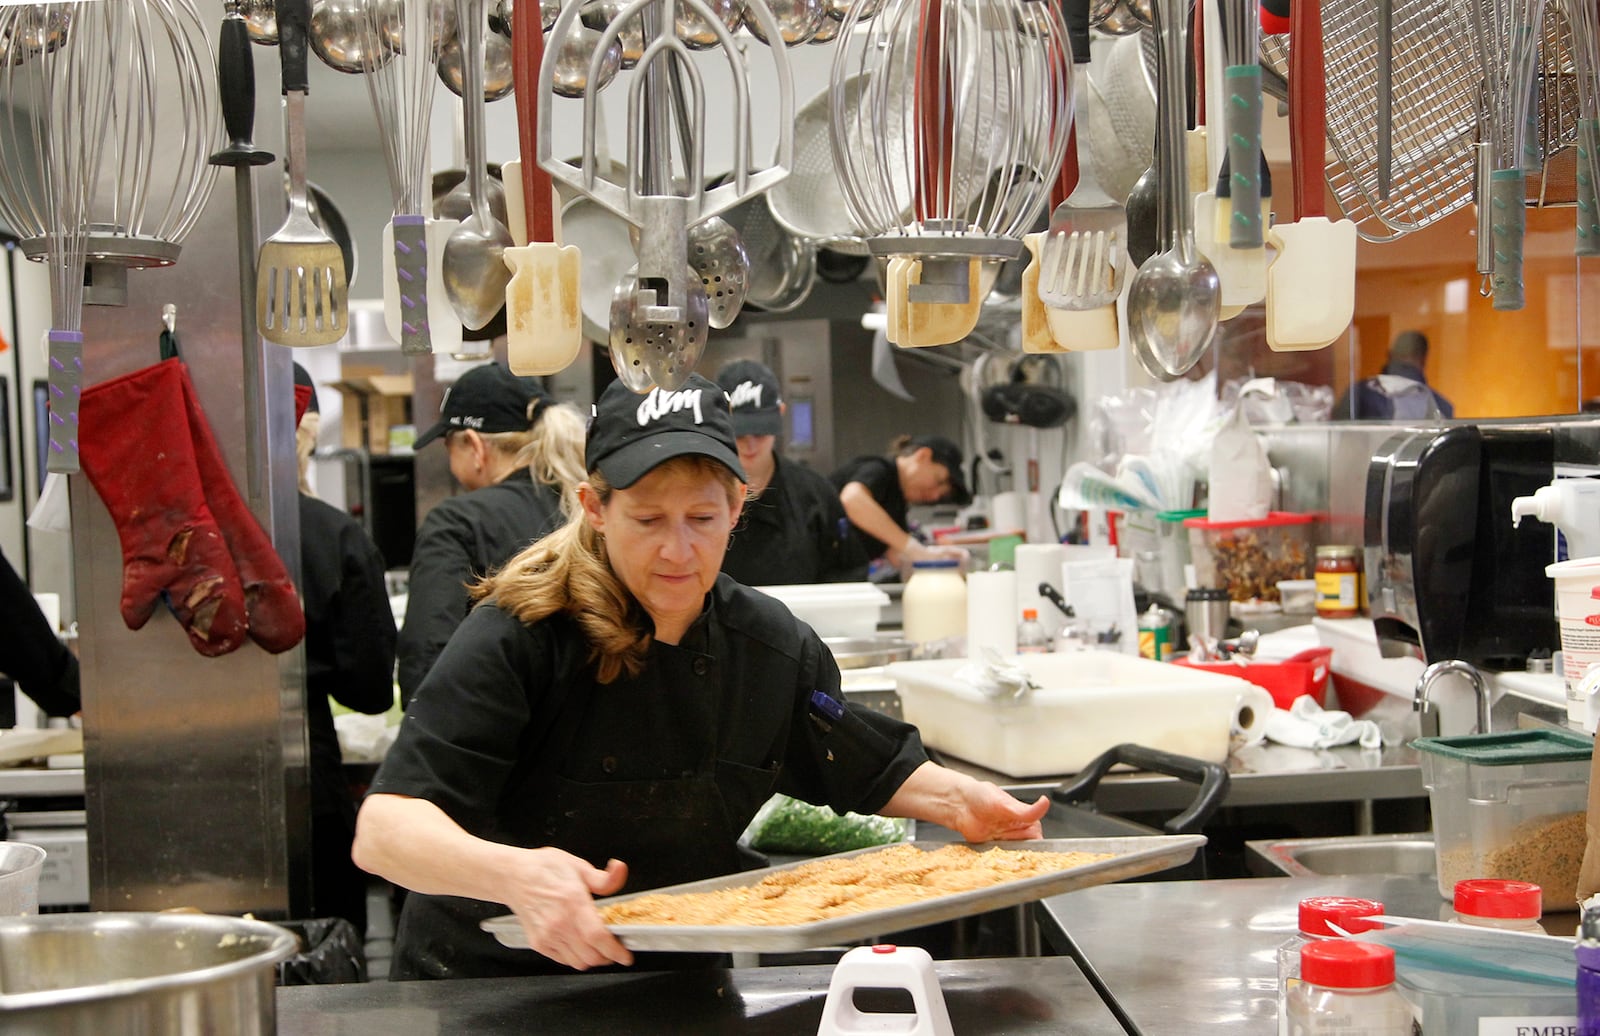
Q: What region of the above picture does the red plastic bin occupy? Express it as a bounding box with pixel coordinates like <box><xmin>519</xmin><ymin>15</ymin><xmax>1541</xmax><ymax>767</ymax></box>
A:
<box><xmin>1173</xmin><ymin>646</ymin><xmax>1333</xmax><ymax>710</ymax></box>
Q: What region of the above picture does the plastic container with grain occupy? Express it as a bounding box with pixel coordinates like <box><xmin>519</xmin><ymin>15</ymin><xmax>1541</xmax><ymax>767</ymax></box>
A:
<box><xmin>1414</xmin><ymin>729</ymin><xmax>1592</xmax><ymax>912</ymax></box>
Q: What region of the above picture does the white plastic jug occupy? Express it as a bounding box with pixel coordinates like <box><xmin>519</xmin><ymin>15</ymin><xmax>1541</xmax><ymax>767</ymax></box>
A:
<box><xmin>816</xmin><ymin>944</ymin><xmax>954</xmax><ymax>1036</ymax></box>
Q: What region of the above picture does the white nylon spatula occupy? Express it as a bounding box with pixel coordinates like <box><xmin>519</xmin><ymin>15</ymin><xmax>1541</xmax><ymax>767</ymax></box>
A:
<box><xmin>1264</xmin><ymin>0</ymin><xmax>1356</xmax><ymax>351</ymax></box>
<box><xmin>503</xmin><ymin>0</ymin><xmax>581</xmax><ymax>375</ymax></box>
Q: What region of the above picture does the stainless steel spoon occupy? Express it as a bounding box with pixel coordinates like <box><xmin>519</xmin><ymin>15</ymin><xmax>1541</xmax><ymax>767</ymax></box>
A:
<box><xmin>442</xmin><ymin>0</ymin><xmax>515</xmax><ymax>330</ymax></box>
<box><xmin>688</xmin><ymin>217</ymin><xmax>749</xmax><ymax>328</ymax></box>
<box><xmin>1126</xmin><ymin>0</ymin><xmax>1219</xmax><ymax>380</ymax></box>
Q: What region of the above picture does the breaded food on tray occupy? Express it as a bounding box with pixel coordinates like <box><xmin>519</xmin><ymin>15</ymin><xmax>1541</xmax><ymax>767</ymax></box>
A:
<box><xmin>599</xmin><ymin>843</ymin><xmax>1112</xmax><ymax>927</ymax></box>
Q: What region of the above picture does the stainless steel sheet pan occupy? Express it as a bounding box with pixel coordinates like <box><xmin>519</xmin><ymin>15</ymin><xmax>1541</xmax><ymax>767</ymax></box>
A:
<box><xmin>481</xmin><ymin>835</ymin><xmax>1205</xmax><ymax>953</ymax></box>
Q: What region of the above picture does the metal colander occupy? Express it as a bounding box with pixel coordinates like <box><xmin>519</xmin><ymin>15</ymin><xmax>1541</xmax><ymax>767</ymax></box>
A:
<box><xmin>767</xmin><ymin>77</ymin><xmax>873</xmax><ymax>254</ymax></box>
<box><xmin>721</xmin><ymin>186</ymin><xmax>817</xmax><ymax>311</ymax></box>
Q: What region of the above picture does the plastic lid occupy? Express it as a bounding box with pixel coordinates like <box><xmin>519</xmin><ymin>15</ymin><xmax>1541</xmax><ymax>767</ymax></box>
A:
<box><xmin>1454</xmin><ymin>879</ymin><xmax>1543</xmax><ymax>919</ymax></box>
<box><xmin>910</xmin><ymin>559</ymin><xmax>962</xmax><ymax>569</ymax></box>
<box><xmin>1298</xmin><ymin>896</ymin><xmax>1386</xmax><ymax>936</ymax></box>
<box><xmin>1181</xmin><ymin>511</ymin><xmax>1318</xmax><ymax>530</ymax></box>
<box><xmin>1315</xmin><ymin>544</ymin><xmax>1361</xmax><ymax>558</ymax></box>
<box><xmin>1022</xmin><ymin>608</ymin><xmax>1038</xmax><ymax>621</ymax></box>
<box><xmin>1156</xmin><ymin>508</ymin><xmax>1208</xmax><ymax>523</ymax></box>
<box><xmin>1300</xmin><ymin>940</ymin><xmax>1395</xmax><ymax>989</ymax></box>
<box><xmin>1410</xmin><ymin>728</ymin><xmax>1593</xmax><ymax>765</ymax></box>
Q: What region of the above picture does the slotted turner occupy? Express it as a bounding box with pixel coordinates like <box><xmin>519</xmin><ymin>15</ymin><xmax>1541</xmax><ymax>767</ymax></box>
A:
<box><xmin>257</xmin><ymin>0</ymin><xmax>346</xmax><ymax>347</ymax></box>
<box><xmin>1039</xmin><ymin>0</ymin><xmax>1125</xmax><ymax>311</ymax></box>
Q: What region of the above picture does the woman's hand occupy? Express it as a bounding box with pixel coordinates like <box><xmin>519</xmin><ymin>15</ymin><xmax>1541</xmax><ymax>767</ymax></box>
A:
<box><xmin>880</xmin><ymin>761</ymin><xmax>1050</xmax><ymax>842</ymax></box>
<box><xmin>948</xmin><ymin>781</ymin><xmax>1048</xmax><ymax>843</ymax></box>
<box><xmin>352</xmin><ymin>795</ymin><xmax>637</xmax><ymax>972</ymax></box>
<box><xmin>506</xmin><ymin>849</ymin><xmax>633</xmax><ymax>971</ymax></box>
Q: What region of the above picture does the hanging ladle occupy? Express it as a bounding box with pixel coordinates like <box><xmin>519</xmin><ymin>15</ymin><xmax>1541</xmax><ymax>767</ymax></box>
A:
<box><xmin>442</xmin><ymin>0</ymin><xmax>515</xmax><ymax>330</ymax></box>
<box><xmin>1125</xmin><ymin>0</ymin><xmax>1219</xmax><ymax>380</ymax></box>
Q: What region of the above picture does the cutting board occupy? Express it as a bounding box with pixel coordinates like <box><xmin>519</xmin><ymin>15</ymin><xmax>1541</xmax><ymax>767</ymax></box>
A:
<box><xmin>0</xmin><ymin>728</ymin><xmax>82</xmax><ymax>765</ymax></box>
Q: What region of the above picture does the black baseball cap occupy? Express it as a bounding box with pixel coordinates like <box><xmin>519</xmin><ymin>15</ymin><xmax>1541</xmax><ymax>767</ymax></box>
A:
<box><xmin>414</xmin><ymin>363</ymin><xmax>546</xmax><ymax>449</ymax></box>
<box><xmin>715</xmin><ymin>359</ymin><xmax>783</xmax><ymax>437</ymax></box>
<box><xmin>586</xmin><ymin>374</ymin><xmax>746</xmax><ymax>489</ymax></box>
<box><xmin>292</xmin><ymin>362</ymin><xmax>319</xmax><ymax>425</ymax></box>
<box><xmin>911</xmin><ymin>435</ymin><xmax>972</xmax><ymax>506</ymax></box>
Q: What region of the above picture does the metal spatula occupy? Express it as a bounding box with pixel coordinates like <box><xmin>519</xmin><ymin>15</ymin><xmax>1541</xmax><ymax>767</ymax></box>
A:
<box><xmin>256</xmin><ymin>0</ymin><xmax>345</xmax><ymax>347</ymax></box>
<box><xmin>1038</xmin><ymin>0</ymin><xmax>1126</xmax><ymax>311</ymax></box>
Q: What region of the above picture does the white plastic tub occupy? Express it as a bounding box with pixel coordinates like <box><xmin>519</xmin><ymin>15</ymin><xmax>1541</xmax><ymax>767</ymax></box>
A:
<box><xmin>886</xmin><ymin>653</ymin><xmax>1258</xmax><ymax>778</ymax></box>
<box><xmin>757</xmin><ymin>583</ymin><xmax>891</xmax><ymax>639</ymax></box>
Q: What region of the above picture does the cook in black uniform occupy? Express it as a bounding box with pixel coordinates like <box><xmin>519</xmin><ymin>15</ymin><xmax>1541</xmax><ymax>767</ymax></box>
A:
<box><xmin>396</xmin><ymin>362</ymin><xmax>586</xmax><ymax>707</ymax></box>
<box><xmin>714</xmin><ymin>359</ymin><xmax>866</xmax><ymax>585</ymax></box>
<box><xmin>292</xmin><ymin>365</ymin><xmax>397</xmax><ymax>933</ymax></box>
<box><xmin>830</xmin><ymin>435</ymin><xmax>973</xmax><ymax>568</ymax></box>
<box><xmin>0</xmin><ymin>549</ymin><xmax>78</xmax><ymax>720</ymax></box>
<box><xmin>354</xmin><ymin>374</ymin><xmax>1047</xmax><ymax>979</ymax></box>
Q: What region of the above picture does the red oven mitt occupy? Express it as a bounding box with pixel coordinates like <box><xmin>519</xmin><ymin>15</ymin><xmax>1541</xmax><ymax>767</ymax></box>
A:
<box><xmin>176</xmin><ymin>364</ymin><xmax>305</xmax><ymax>654</ymax></box>
<box><xmin>79</xmin><ymin>360</ymin><xmax>249</xmax><ymax>656</ymax></box>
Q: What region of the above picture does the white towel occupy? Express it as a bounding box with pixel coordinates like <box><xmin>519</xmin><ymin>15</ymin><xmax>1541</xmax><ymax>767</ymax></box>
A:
<box><xmin>1263</xmin><ymin>695</ymin><xmax>1383</xmax><ymax>750</ymax></box>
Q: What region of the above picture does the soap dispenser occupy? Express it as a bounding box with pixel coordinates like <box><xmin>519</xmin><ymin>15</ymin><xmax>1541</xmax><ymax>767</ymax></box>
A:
<box><xmin>1510</xmin><ymin>478</ymin><xmax>1600</xmax><ymax>561</ymax></box>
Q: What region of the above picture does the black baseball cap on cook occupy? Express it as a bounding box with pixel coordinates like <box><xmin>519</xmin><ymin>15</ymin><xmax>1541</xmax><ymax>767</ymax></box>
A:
<box><xmin>715</xmin><ymin>359</ymin><xmax>784</xmax><ymax>437</ymax></box>
<box><xmin>413</xmin><ymin>363</ymin><xmax>546</xmax><ymax>449</ymax></box>
<box><xmin>912</xmin><ymin>434</ymin><xmax>972</xmax><ymax>506</ymax></box>
<box><xmin>586</xmin><ymin>374</ymin><xmax>746</xmax><ymax>489</ymax></box>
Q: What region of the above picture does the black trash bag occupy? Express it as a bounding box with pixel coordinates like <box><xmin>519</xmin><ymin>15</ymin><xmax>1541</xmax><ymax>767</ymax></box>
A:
<box><xmin>275</xmin><ymin>917</ymin><xmax>367</xmax><ymax>986</ymax></box>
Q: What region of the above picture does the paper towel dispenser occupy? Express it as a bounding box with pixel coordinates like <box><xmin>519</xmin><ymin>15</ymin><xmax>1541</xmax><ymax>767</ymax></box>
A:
<box><xmin>1363</xmin><ymin>426</ymin><xmax>1557</xmax><ymax>669</ymax></box>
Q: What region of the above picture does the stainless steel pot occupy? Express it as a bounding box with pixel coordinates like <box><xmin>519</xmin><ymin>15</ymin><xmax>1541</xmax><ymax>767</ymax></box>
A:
<box><xmin>0</xmin><ymin>912</ymin><xmax>297</xmax><ymax>1034</ymax></box>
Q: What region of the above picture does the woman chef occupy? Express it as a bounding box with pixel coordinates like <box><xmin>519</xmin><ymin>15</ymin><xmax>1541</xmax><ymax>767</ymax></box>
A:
<box><xmin>353</xmin><ymin>374</ymin><xmax>1047</xmax><ymax>980</ymax></box>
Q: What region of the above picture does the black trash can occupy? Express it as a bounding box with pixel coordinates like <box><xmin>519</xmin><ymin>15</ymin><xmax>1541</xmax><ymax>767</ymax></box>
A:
<box><xmin>275</xmin><ymin>917</ymin><xmax>367</xmax><ymax>985</ymax></box>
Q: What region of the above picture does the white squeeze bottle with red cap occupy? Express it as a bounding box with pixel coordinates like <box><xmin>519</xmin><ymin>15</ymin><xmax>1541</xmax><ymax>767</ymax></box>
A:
<box><xmin>1285</xmin><ymin>941</ymin><xmax>1411</xmax><ymax>1036</ymax></box>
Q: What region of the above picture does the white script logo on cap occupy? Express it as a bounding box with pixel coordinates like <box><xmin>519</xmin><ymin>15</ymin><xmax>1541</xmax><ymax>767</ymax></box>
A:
<box><xmin>727</xmin><ymin>381</ymin><xmax>765</xmax><ymax>410</ymax></box>
<box><xmin>636</xmin><ymin>386</ymin><xmax>705</xmax><ymax>427</ymax></box>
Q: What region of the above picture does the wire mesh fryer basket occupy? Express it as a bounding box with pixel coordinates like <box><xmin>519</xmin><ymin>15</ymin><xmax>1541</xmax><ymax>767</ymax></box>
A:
<box><xmin>1259</xmin><ymin>0</ymin><xmax>1479</xmax><ymax>242</ymax></box>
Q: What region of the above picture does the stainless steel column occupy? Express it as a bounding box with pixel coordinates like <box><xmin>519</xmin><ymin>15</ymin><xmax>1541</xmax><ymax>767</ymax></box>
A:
<box><xmin>71</xmin><ymin>171</ymin><xmax>308</xmax><ymax>917</ymax></box>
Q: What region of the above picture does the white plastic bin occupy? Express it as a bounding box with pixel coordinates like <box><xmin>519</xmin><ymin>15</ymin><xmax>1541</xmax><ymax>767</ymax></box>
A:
<box><xmin>886</xmin><ymin>653</ymin><xmax>1257</xmax><ymax>778</ymax></box>
<box><xmin>756</xmin><ymin>583</ymin><xmax>891</xmax><ymax>639</ymax></box>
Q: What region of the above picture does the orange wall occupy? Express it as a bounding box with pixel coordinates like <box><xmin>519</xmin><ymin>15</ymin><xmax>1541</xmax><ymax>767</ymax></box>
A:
<box><xmin>1349</xmin><ymin>206</ymin><xmax>1599</xmax><ymax>418</ymax></box>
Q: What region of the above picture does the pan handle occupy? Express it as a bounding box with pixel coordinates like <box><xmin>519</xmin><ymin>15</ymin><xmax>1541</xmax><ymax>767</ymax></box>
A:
<box><xmin>1050</xmin><ymin>743</ymin><xmax>1230</xmax><ymax>835</ymax></box>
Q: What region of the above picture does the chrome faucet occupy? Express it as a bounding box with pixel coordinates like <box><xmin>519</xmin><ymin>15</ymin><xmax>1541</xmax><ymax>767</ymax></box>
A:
<box><xmin>1414</xmin><ymin>659</ymin><xmax>1491</xmax><ymax>737</ymax></box>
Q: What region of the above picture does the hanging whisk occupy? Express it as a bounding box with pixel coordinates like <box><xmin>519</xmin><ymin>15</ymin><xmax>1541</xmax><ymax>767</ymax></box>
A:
<box><xmin>1457</xmin><ymin>0</ymin><xmax>1548</xmax><ymax>309</ymax></box>
<box><xmin>1561</xmin><ymin>0</ymin><xmax>1600</xmax><ymax>255</ymax></box>
<box><xmin>360</xmin><ymin>0</ymin><xmax>449</xmax><ymax>353</ymax></box>
<box><xmin>828</xmin><ymin>0</ymin><xmax>1071</xmax><ymax>264</ymax></box>
<box><xmin>0</xmin><ymin>0</ymin><xmax>218</xmax><ymax>471</ymax></box>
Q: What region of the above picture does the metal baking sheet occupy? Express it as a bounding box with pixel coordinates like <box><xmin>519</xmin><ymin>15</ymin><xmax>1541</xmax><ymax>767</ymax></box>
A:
<box><xmin>481</xmin><ymin>835</ymin><xmax>1205</xmax><ymax>953</ymax></box>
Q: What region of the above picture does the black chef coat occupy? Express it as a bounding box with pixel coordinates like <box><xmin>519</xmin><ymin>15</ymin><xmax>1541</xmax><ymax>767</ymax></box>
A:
<box><xmin>397</xmin><ymin>474</ymin><xmax>563</xmax><ymax>707</ymax></box>
<box><xmin>373</xmin><ymin>574</ymin><xmax>928</xmax><ymax>980</ymax></box>
<box><xmin>724</xmin><ymin>455</ymin><xmax>868</xmax><ymax>585</ymax></box>
<box><xmin>299</xmin><ymin>492</ymin><xmax>397</xmax><ymax>930</ymax></box>
<box><xmin>0</xmin><ymin>548</ymin><xmax>77</xmax><ymax>717</ymax></box>
<box><xmin>830</xmin><ymin>455</ymin><xmax>906</xmax><ymax>562</ymax></box>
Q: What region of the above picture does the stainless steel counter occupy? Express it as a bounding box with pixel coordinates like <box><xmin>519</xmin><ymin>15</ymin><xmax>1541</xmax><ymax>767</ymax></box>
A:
<box><xmin>1034</xmin><ymin>874</ymin><xmax>1573</xmax><ymax>1035</ymax></box>
<box><xmin>276</xmin><ymin>957</ymin><xmax>1125</xmax><ymax>1034</ymax></box>
<box><xmin>942</xmin><ymin>742</ymin><xmax>1424</xmax><ymax>816</ymax></box>
<box><xmin>0</xmin><ymin>767</ymin><xmax>85</xmax><ymax>797</ymax></box>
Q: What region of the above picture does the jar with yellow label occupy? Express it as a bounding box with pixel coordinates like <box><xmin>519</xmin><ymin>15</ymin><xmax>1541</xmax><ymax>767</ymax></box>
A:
<box><xmin>1315</xmin><ymin>545</ymin><xmax>1363</xmax><ymax>619</ymax></box>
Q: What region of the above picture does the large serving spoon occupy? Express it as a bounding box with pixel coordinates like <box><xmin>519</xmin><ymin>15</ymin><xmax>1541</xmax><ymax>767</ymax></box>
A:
<box><xmin>1126</xmin><ymin>0</ymin><xmax>1218</xmax><ymax>380</ymax></box>
<box><xmin>442</xmin><ymin>0</ymin><xmax>515</xmax><ymax>330</ymax></box>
